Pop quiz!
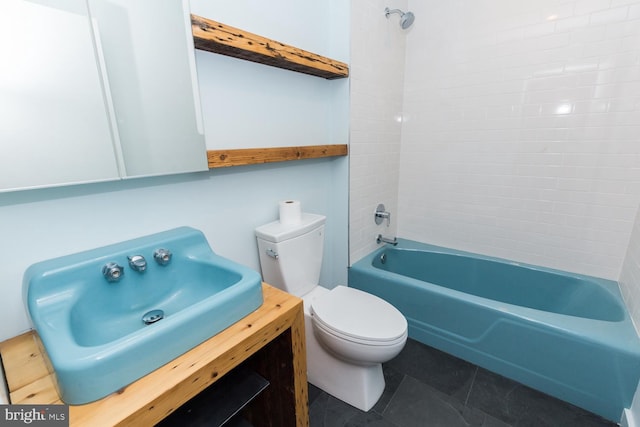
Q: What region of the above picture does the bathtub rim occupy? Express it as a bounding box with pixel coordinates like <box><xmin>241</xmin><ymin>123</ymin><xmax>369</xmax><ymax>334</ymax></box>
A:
<box><xmin>350</xmin><ymin>238</ymin><xmax>640</xmax><ymax>356</ymax></box>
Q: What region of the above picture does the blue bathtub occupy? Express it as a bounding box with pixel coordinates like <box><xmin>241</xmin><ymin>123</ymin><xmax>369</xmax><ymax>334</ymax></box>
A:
<box><xmin>348</xmin><ymin>239</ymin><xmax>640</xmax><ymax>422</ymax></box>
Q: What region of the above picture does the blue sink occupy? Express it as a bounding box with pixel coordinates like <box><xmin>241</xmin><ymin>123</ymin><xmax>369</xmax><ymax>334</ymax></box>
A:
<box><xmin>23</xmin><ymin>227</ymin><xmax>263</xmax><ymax>404</ymax></box>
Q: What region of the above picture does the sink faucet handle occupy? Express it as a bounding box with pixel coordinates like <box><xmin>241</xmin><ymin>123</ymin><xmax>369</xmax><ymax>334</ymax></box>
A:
<box><xmin>102</xmin><ymin>262</ymin><xmax>124</xmax><ymax>282</ymax></box>
<box><xmin>153</xmin><ymin>248</ymin><xmax>172</xmax><ymax>266</ymax></box>
<box><xmin>127</xmin><ymin>255</ymin><xmax>147</xmax><ymax>272</ymax></box>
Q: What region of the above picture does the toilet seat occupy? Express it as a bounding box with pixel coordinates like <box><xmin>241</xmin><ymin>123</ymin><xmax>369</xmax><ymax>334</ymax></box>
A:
<box><xmin>311</xmin><ymin>286</ymin><xmax>407</xmax><ymax>346</ymax></box>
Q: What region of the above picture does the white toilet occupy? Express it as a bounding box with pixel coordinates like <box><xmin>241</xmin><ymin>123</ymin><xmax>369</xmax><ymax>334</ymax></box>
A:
<box><xmin>255</xmin><ymin>213</ymin><xmax>407</xmax><ymax>411</ymax></box>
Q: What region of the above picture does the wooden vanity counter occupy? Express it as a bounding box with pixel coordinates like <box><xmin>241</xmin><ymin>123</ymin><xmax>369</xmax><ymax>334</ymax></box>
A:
<box><xmin>0</xmin><ymin>283</ymin><xmax>308</xmax><ymax>427</ymax></box>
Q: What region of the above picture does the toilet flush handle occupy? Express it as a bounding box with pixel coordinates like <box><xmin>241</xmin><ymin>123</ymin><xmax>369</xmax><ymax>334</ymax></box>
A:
<box><xmin>266</xmin><ymin>248</ymin><xmax>279</xmax><ymax>259</ymax></box>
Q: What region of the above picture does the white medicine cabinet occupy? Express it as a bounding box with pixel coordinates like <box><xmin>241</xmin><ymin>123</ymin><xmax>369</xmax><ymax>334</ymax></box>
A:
<box><xmin>0</xmin><ymin>0</ymin><xmax>207</xmax><ymax>193</ymax></box>
<box><xmin>0</xmin><ymin>0</ymin><xmax>121</xmax><ymax>191</ymax></box>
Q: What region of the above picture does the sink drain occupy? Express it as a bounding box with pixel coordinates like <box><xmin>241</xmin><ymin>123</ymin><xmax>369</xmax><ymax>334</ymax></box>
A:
<box><xmin>142</xmin><ymin>309</ymin><xmax>164</xmax><ymax>325</ymax></box>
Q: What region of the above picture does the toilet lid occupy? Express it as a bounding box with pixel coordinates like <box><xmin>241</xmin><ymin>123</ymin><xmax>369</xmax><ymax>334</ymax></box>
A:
<box><xmin>311</xmin><ymin>286</ymin><xmax>407</xmax><ymax>343</ymax></box>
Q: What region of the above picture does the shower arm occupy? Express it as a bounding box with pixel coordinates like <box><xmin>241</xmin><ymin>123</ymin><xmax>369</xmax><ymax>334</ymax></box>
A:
<box><xmin>385</xmin><ymin>8</ymin><xmax>404</xmax><ymax>18</ymax></box>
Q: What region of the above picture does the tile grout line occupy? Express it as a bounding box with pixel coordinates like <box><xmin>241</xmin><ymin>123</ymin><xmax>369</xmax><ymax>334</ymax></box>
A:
<box><xmin>379</xmin><ymin>373</ymin><xmax>407</xmax><ymax>417</ymax></box>
<box><xmin>463</xmin><ymin>366</ymin><xmax>478</xmax><ymax>406</ymax></box>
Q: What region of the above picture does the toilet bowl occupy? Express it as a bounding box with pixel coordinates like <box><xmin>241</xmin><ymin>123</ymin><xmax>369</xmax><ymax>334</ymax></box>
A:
<box><xmin>256</xmin><ymin>213</ymin><xmax>408</xmax><ymax>411</ymax></box>
<box><xmin>311</xmin><ymin>286</ymin><xmax>407</xmax><ymax>365</ymax></box>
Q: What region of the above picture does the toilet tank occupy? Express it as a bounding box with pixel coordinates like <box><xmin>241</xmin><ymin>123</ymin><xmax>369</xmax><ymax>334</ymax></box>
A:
<box><xmin>255</xmin><ymin>213</ymin><xmax>326</xmax><ymax>297</ymax></box>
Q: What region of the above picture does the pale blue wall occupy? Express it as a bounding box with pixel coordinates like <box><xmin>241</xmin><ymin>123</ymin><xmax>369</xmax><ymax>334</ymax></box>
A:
<box><xmin>0</xmin><ymin>0</ymin><xmax>349</xmax><ymax>342</ymax></box>
<box><xmin>193</xmin><ymin>0</ymin><xmax>349</xmax><ymax>150</ymax></box>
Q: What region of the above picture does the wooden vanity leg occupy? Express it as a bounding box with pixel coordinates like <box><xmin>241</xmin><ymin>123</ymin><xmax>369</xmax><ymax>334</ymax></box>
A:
<box><xmin>245</xmin><ymin>304</ymin><xmax>308</xmax><ymax>427</ymax></box>
<box><xmin>290</xmin><ymin>305</ymin><xmax>309</xmax><ymax>427</ymax></box>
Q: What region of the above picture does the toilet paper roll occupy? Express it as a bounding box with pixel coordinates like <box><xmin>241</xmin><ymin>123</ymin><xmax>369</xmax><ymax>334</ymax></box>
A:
<box><xmin>279</xmin><ymin>200</ymin><xmax>302</xmax><ymax>225</ymax></box>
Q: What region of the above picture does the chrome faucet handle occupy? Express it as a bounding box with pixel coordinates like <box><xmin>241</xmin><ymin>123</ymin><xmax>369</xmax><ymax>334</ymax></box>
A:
<box><xmin>374</xmin><ymin>203</ymin><xmax>391</xmax><ymax>226</ymax></box>
<box><xmin>127</xmin><ymin>255</ymin><xmax>147</xmax><ymax>272</ymax></box>
<box><xmin>153</xmin><ymin>248</ymin><xmax>172</xmax><ymax>266</ymax></box>
<box><xmin>102</xmin><ymin>262</ymin><xmax>124</xmax><ymax>282</ymax></box>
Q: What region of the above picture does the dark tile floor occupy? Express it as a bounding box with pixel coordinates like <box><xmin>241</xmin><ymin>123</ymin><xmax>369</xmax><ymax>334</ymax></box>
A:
<box><xmin>308</xmin><ymin>338</ymin><xmax>618</xmax><ymax>427</ymax></box>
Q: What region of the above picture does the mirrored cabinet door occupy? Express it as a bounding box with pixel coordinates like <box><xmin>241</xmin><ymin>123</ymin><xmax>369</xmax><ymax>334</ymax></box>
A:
<box><xmin>1</xmin><ymin>0</ymin><xmax>207</xmax><ymax>193</ymax></box>
<box><xmin>86</xmin><ymin>0</ymin><xmax>208</xmax><ymax>178</ymax></box>
<box><xmin>0</xmin><ymin>0</ymin><xmax>121</xmax><ymax>192</ymax></box>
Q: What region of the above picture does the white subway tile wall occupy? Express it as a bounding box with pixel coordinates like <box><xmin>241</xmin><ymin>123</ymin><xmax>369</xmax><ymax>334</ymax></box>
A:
<box><xmin>349</xmin><ymin>0</ymin><xmax>408</xmax><ymax>263</ymax></box>
<box><xmin>397</xmin><ymin>0</ymin><xmax>640</xmax><ymax>280</ymax></box>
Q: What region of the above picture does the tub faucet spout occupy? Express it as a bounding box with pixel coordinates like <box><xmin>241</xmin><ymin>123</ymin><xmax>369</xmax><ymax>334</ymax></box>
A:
<box><xmin>377</xmin><ymin>234</ymin><xmax>398</xmax><ymax>246</ymax></box>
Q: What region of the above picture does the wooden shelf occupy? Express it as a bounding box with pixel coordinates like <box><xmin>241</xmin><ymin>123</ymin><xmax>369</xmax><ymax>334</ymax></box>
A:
<box><xmin>191</xmin><ymin>14</ymin><xmax>349</xmax><ymax>169</ymax></box>
<box><xmin>208</xmin><ymin>144</ymin><xmax>348</xmax><ymax>168</ymax></box>
<box><xmin>191</xmin><ymin>14</ymin><xmax>349</xmax><ymax>80</ymax></box>
<box><xmin>0</xmin><ymin>284</ymin><xmax>308</xmax><ymax>427</ymax></box>
<box><xmin>158</xmin><ymin>368</ymin><xmax>269</xmax><ymax>427</ymax></box>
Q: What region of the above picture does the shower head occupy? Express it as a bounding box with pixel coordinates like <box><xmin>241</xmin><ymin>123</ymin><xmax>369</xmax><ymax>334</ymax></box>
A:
<box><xmin>385</xmin><ymin>7</ymin><xmax>415</xmax><ymax>29</ymax></box>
